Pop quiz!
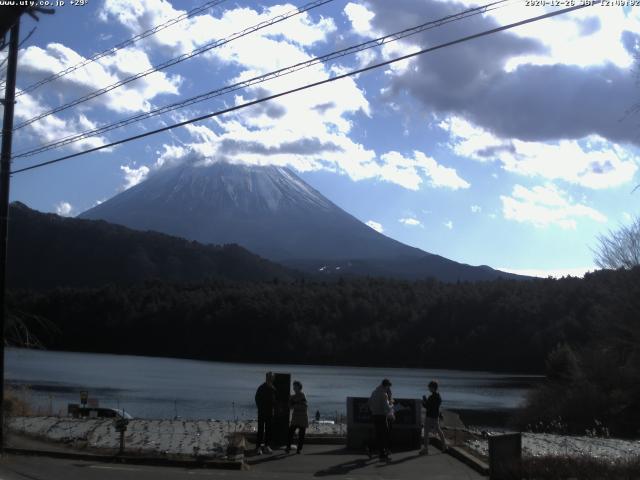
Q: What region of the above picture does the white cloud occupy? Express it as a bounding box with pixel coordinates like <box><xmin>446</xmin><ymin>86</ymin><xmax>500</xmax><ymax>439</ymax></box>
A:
<box><xmin>377</xmin><ymin>151</ymin><xmax>470</xmax><ymax>191</ymax></box>
<box><xmin>439</xmin><ymin>116</ymin><xmax>639</xmax><ymax>190</ymax></box>
<box><xmin>486</xmin><ymin>5</ymin><xmax>634</xmax><ymax>70</ymax></box>
<box><xmin>380</xmin><ymin>41</ymin><xmax>420</xmax><ymax>75</ymax></box>
<box><xmin>399</xmin><ymin>217</ymin><xmax>422</xmax><ymax>227</ymax></box>
<box><xmin>55</xmin><ymin>201</ymin><xmax>73</xmax><ymax>216</ymax></box>
<box><xmin>117</xmin><ymin>3</ymin><xmax>378</xmax><ymax>186</ymax></box>
<box><xmin>93</xmin><ymin>1</ymin><xmax>476</xmax><ymax>193</ymax></box>
<box><xmin>500</xmin><ymin>183</ymin><xmax>607</xmax><ymax>229</ymax></box>
<box><xmin>622</xmin><ymin>211</ymin><xmax>633</xmax><ymax>222</ymax></box>
<box><xmin>344</xmin><ymin>2</ymin><xmax>376</xmax><ymax>36</ymax></box>
<box><xmin>443</xmin><ymin>220</ymin><xmax>453</xmax><ymax>230</ymax></box>
<box><xmin>19</xmin><ymin>43</ymin><xmax>181</xmax><ymax>114</ymax></box>
<box><xmin>366</xmin><ymin>220</ymin><xmax>384</xmax><ymax>233</ymax></box>
<box><xmin>120</xmin><ymin>165</ymin><xmax>151</xmax><ymax>189</ymax></box>
<box><xmin>497</xmin><ymin>266</ymin><xmax>595</xmax><ymax>279</ymax></box>
<box><xmin>101</xmin><ymin>1</ymin><xmax>337</xmax><ymax>56</ymax></box>
<box><xmin>470</xmin><ymin>205</ymin><xmax>482</xmax><ymax>213</ymax></box>
<box><xmin>355</xmin><ymin>48</ymin><xmax>378</xmax><ymax>68</ymax></box>
<box><xmin>13</xmin><ymin>92</ymin><xmax>112</xmax><ymax>153</ymax></box>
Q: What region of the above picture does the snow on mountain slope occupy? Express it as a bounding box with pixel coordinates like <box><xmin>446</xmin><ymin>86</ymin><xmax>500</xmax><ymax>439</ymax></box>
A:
<box><xmin>80</xmin><ymin>160</ymin><xmax>422</xmax><ymax>261</ymax></box>
<box><xmin>80</xmin><ymin>160</ymin><xmax>520</xmax><ymax>281</ymax></box>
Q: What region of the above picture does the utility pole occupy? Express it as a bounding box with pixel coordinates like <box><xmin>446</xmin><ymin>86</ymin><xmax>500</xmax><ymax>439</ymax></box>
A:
<box><xmin>0</xmin><ymin>17</ymin><xmax>21</xmax><ymax>452</ymax></box>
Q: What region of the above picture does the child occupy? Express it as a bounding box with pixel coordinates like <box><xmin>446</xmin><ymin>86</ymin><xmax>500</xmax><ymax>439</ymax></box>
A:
<box><xmin>421</xmin><ymin>380</ymin><xmax>447</xmax><ymax>454</ymax></box>
<box><xmin>286</xmin><ymin>381</ymin><xmax>309</xmax><ymax>454</ymax></box>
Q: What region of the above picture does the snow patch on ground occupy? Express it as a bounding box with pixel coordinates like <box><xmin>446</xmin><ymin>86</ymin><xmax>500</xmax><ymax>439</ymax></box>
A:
<box><xmin>9</xmin><ymin>416</ymin><xmax>345</xmax><ymax>457</ymax></box>
<box><xmin>466</xmin><ymin>432</ymin><xmax>640</xmax><ymax>461</ymax></box>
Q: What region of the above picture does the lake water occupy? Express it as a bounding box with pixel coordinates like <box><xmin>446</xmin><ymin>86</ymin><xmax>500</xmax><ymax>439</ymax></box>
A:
<box><xmin>6</xmin><ymin>348</ymin><xmax>541</xmax><ymax>422</ymax></box>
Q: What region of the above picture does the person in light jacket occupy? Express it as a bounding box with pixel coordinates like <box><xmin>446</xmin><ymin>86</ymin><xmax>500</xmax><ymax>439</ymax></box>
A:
<box><xmin>368</xmin><ymin>378</ymin><xmax>393</xmax><ymax>460</ymax></box>
<box><xmin>286</xmin><ymin>380</ymin><xmax>309</xmax><ymax>454</ymax></box>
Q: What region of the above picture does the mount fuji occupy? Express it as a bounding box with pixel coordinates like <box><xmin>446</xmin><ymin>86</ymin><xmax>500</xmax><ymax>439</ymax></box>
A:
<box><xmin>80</xmin><ymin>160</ymin><xmax>520</xmax><ymax>282</ymax></box>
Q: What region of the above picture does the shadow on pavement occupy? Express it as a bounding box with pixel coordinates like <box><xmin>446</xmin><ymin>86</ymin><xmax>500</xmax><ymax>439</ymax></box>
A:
<box><xmin>314</xmin><ymin>457</ymin><xmax>376</xmax><ymax>476</ymax></box>
<box><xmin>375</xmin><ymin>453</ymin><xmax>422</xmax><ymax>468</ymax></box>
<box><xmin>246</xmin><ymin>452</ymin><xmax>290</xmax><ymax>466</ymax></box>
<box><xmin>307</xmin><ymin>447</ymin><xmax>417</xmax><ymax>456</ymax></box>
<box><xmin>306</xmin><ymin>447</ymin><xmax>363</xmax><ymax>456</ymax></box>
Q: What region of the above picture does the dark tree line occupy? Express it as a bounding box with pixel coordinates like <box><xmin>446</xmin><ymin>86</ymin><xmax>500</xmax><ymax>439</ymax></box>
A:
<box><xmin>7</xmin><ymin>202</ymin><xmax>297</xmax><ymax>289</ymax></box>
<box><xmin>8</xmin><ymin>267</ymin><xmax>639</xmax><ymax>376</ymax></box>
<box><xmin>517</xmin><ymin>267</ymin><xmax>640</xmax><ymax>437</ymax></box>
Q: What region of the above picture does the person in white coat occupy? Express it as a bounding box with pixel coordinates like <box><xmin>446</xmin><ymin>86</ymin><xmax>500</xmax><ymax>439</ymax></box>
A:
<box><xmin>368</xmin><ymin>378</ymin><xmax>393</xmax><ymax>460</ymax></box>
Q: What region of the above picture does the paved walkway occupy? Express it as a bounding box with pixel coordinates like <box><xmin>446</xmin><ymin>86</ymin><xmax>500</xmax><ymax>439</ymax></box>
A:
<box><xmin>0</xmin><ymin>444</ymin><xmax>482</xmax><ymax>480</ymax></box>
<box><xmin>248</xmin><ymin>444</ymin><xmax>483</xmax><ymax>479</ymax></box>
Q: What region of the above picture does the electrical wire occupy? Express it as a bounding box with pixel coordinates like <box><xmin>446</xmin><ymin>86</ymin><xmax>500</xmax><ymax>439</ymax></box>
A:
<box><xmin>11</xmin><ymin>1</ymin><xmax>599</xmax><ymax>175</ymax></box>
<box><xmin>12</xmin><ymin>0</ymin><xmax>512</xmax><ymax>160</ymax></box>
<box><xmin>10</xmin><ymin>0</ymin><xmax>336</xmax><ymax>133</ymax></box>
<box><xmin>0</xmin><ymin>26</ymin><xmax>36</xmax><ymax>86</ymax></box>
<box><xmin>12</xmin><ymin>0</ymin><xmax>228</xmax><ymax>97</ymax></box>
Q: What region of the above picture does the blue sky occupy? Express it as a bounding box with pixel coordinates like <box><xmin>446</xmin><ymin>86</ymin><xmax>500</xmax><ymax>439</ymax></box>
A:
<box><xmin>3</xmin><ymin>0</ymin><xmax>640</xmax><ymax>277</ymax></box>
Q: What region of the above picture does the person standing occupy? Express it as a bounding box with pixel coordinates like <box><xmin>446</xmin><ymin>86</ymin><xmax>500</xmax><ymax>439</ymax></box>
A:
<box><xmin>368</xmin><ymin>378</ymin><xmax>393</xmax><ymax>461</ymax></box>
<box><xmin>255</xmin><ymin>371</ymin><xmax>276</xmax><ymax>454</ymax></box>
<box><xmin>385</xmin><ymin>383</ymin><xmax>395</xmax><ymax>453</ymax></box>
<box><xmin>421</xmin><ymin>380</ymin><xmax>447</xmax><ymax>455</ymax></box>
<box><xmin>286</xmin><ymin>380</ymin><xmax>309</xmax><ymax>454</ymax></box>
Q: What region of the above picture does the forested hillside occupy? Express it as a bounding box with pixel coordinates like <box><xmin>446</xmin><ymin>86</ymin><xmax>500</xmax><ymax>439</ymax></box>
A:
<box><xmin>9</xmin><ymin>267</ymin><xmax>639</xmax><ymax>375</ymax></box>
<box><xmin>7</xmin><ymin>202</ymin><xmax>297</xmax><ymax>288</ymax></box>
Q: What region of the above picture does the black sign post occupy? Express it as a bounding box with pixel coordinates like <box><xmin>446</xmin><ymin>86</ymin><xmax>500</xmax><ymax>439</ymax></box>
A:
<box><xmin>115</xmin><ymin>418</ymin><xmax>129</xmax><ymax>455</ymax></box>
<box><xmin>489</xmin><ymin>433</ymin><xmax>522</xmax><ymax>480</ymax></box>
<box><xmin>272</xmin><ymin>373</ymin><xmax>291</xmax><ymax>447</ymax></box>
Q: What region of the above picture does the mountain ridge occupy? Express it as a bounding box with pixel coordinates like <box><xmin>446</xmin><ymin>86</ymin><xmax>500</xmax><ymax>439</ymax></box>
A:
<box><xmin>79</xmin><ymin>160</ymin><xmax>524</xmax><ymax>282</ymax></box>
<box><xmin>7</xmin><ymin>201</ymin><xmax>297</xmax><ymax>289</ymax></box>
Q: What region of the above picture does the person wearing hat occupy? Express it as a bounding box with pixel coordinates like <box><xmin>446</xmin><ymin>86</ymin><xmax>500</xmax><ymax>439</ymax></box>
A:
<box><xmin>368</xmin><ymin>378</ymin><xmax>393</xmax><ymax>460</ymax></box>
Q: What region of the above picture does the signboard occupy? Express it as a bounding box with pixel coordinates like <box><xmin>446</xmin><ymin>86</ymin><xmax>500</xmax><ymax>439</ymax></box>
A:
<box><xmin>391</xmin><ymin>398</ymin><xmax>421</xmax><ymax>426</ymax></box>
<box><xmin>272</xmin><ymin>373</ymin><xmax>291</xmax><ymax>446</ymax></box>
<box><xmin>347</xmin><ymin>397</ymin><xmax>422</xmax><ymax>450</ymax></box>
<box><xmin>489</xmin><ymin>433</ymin><xmax>522</xmax><ymax>480</ymax></box>
<box><xmin>351</xmin><ymin>397</ymin><xmax>372</xmax><ymax>424</ymax></box>
<box><xmin>80</xmin><ymin>391</ymin><xmax>88</xmax><ymax>406</ymax></box>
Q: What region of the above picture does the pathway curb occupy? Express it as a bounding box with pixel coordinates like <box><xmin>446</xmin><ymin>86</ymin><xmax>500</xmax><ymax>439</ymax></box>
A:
<box><xmin>4</xmin><ymin>447</ymin><xmax>246</xmax><ymax>470</ymax></box>
<box><xmin>447</xmin><ymin>446</ymin><xmax>489</xmax><ymax>476</ymax></box>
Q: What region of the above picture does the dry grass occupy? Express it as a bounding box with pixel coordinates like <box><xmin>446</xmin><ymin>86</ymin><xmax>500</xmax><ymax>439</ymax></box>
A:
<box><xmin>4</xmin><ymin>384</ymin><xmax>33</xmax><ymax>417</ymax></box>
<box><xmin>3</xmin><ymin>384</ymin><xmax>33</xmax><ymax>444</ymax></box>
<box><xmin>522</xmin><ymin>455</ymin><xmax>640</xmax><ymax>480</ymax></box>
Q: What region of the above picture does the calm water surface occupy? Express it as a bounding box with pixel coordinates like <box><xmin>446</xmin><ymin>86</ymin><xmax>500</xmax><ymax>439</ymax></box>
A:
<box><xmin>6</xmin><ymin>348</ymin><xmax>541</xmax><ymax>420</ymax></box>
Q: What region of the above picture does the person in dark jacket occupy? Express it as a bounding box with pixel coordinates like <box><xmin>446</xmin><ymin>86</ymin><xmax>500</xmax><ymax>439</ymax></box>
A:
<box><xmin>421</xmin><ymin>380</ymin><xmax>447</xmax><ymax>454</ymax></box>
<box><xmin>255</xmin><ymin>371</ymin><xmax>276</xmax><ymax>454</ymax></box>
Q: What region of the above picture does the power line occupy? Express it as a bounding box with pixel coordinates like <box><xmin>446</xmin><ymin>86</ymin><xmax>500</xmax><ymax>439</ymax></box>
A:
<box><xmin>11</xmin><ymin>2</ymin><xmax>599</xmax><ymax>175</ymax></box>
<box><xmin>12</xmin><ymin>0</ymin><xmax>228</xmax><ymax>97</ymax></box>
<box><xmin>10</xmin><ymin>0</ymin><xmax>336</xmax><ymax>133</ymax></box>
<box><xmin>0</xmin><ymin>26</ymin><xmax>36</xmax><ymax>84</ymax></box>
<box><xmin>13</xmin><ymin>0</ymin><xmax>512</xmax><ymax>160</ymax></box>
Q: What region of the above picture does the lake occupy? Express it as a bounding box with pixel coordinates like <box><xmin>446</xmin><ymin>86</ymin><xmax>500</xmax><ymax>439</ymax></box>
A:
<box><xmin>6</xmin><ymin>348</ymin><xmax>541</xmax><ymax>423</ymax></box>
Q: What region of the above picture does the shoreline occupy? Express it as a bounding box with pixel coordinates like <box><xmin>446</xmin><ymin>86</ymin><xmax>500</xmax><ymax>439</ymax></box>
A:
<box><xmin>9</xmin><ymin>415</ymin><xmax>640</xmax><ymax>464</ymax></box>
<box><xmin>6</xmin><ymin>346</ymin><xmax>547</xmax><ymax>376</ymax></box>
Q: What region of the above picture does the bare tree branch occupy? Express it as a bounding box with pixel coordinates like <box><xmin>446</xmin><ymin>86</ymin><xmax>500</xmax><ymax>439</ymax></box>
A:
<box><xmin>593</xmin><ymin>216</ymin><xmax>640</xmax><ymax>269</ymax></box>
